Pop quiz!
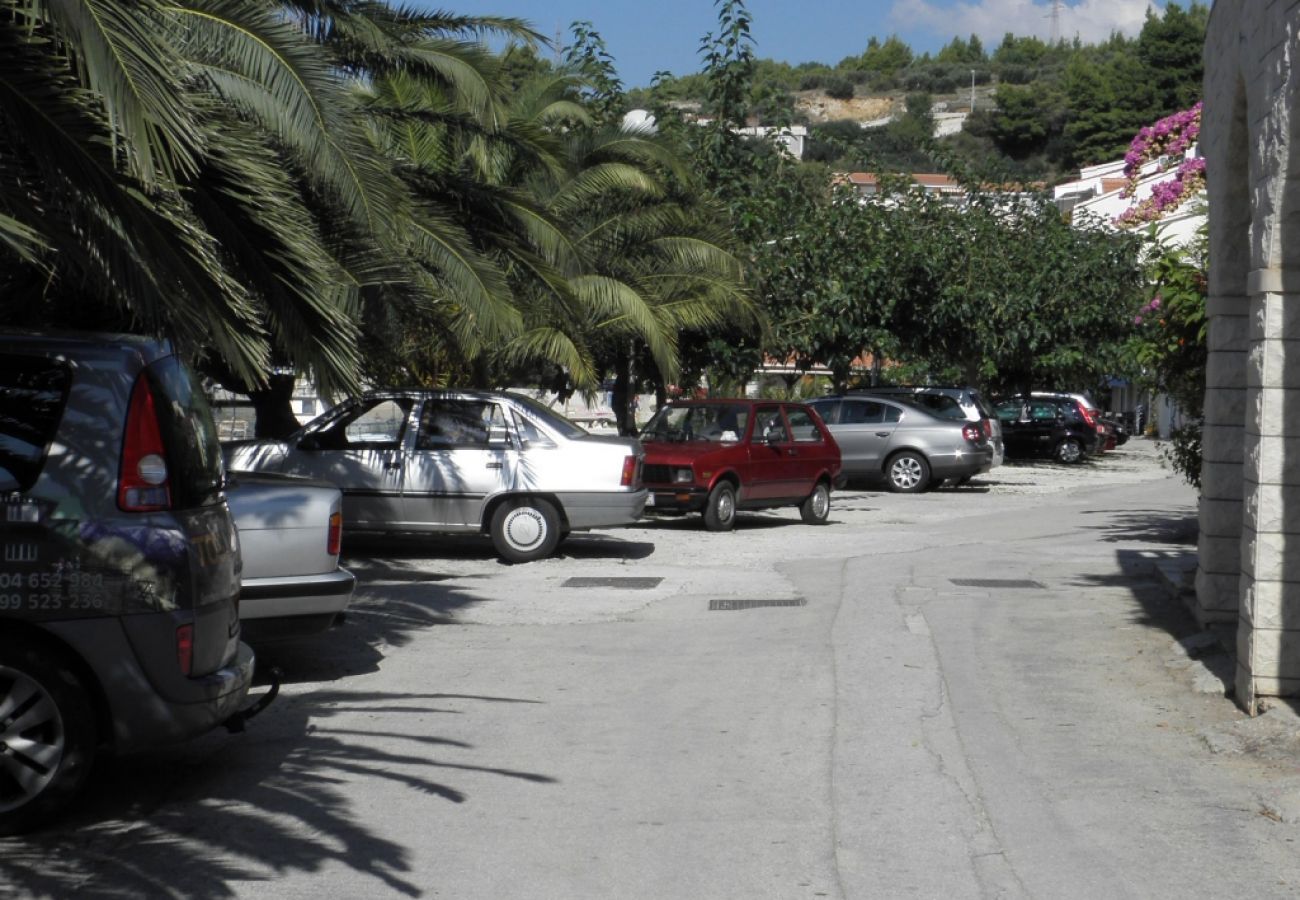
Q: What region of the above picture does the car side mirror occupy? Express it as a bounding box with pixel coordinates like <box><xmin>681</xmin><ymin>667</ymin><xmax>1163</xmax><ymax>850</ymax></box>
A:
<box><xmin>764</xmin><ymin>427</ymin><xmax>782</xmax><ymax>445</ymax></box>
<box><xmin>298</xmin><ymin>434</ymin><xmax>321</xmax><ymax>452</ymax></box>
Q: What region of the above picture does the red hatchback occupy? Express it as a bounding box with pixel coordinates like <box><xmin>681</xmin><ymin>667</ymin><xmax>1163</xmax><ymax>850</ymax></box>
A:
<box><xmin>639</xmin><ymin>400</ymin><xmax>842</xmax><ymax>531</ymax></box>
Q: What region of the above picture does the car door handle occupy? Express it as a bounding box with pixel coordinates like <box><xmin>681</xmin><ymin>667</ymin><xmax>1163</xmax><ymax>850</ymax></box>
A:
<box><xmin>486</xmin><ymin>462</ymin><xmax>504</xmax><ymax>469</ymax></box>
<box><xmin>875</xmin><ymin>431</ymin><xmax>890</xmax><ymax>437</ymax></box>
<box><xmin>785</xmin><ymin>448</ymin><xmax>798</xmax><ymax>456</ymax></box>
<box><xmin>384</xmin><ymin>461</ymin><xmax>401</xmax><ymax>470</ymax></box>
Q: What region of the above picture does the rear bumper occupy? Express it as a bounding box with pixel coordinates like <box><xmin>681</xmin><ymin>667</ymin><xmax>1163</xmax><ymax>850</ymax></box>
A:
<box><xmin>47</xmin><ymin>616</ymin><xmax>256</xmax><ymax>753</ymax></box>
<box><xmin>643</xmin><ymin>485</ymin><xmax>709</xmax><ymax>514</ymax></box>
<box><xmin>239</xmin><ymin>568</ymin><xmax>356</xmax><ymax>620</ymax></box>
<box><xmin>554</xmin><ymin>489</ymin><xmax>648</xmax><ymax>529</ymax></box>
<box><xmin>927</xmin><ymin>448</ymin><xmax>996</xmax><ymax>479</ymax></box>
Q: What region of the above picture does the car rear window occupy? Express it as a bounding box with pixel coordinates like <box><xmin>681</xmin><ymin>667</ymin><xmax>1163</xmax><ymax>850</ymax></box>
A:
<box><xmin>507</xmin><ymin>394</ymin><xmax>588</xmax><ymax>440</ymax></box>
<box><xmin>147</xmin><ymin>356</ymin><xmax>225</xmax><ymax>508</ymax></box>
<box><xmin>0</xmin><ymin>356</ymin><xmax>71</xmax><ymax>492</ymax></box>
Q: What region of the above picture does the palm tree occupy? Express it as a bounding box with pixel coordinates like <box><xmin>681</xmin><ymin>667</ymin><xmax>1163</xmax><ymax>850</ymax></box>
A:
<box><xmin>0</xmin><ymin>0</ymin><xmax>542</xmax><ymax>420</ymax></box>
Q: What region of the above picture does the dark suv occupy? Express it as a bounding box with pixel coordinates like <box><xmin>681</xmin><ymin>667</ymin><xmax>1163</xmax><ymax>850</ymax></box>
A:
<box><xmin>0</xmin><ymin>332</ymin><xmax>255</xmax><ymax>833</ymax></box>
<box><xmin>995</xmin><ymin>395</ymin><xmax>1102</xmax><ymax>463</ymax></box>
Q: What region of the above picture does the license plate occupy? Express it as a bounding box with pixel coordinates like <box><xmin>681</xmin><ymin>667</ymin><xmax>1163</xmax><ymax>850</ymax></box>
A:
<box><xmin>645</xmin><ymin>493</ymin><xmax>655</xmax><ymax>507</ymax></box>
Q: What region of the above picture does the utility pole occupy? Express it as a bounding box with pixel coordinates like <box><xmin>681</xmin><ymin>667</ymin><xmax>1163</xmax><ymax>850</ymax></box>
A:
<box><xmin>1049</xmin><ymin>0</ymin><xmax>1063</xmax><ymax>45</ymax></box>
<box><xmin>554</xmin><ymin>24</ymin><xmax>563</xmax><ymax>65</ymax></box>
<box><xmin>970</xmin><ymin>69</ymin><xmax>976</xmax><ymax>112</ymax></box>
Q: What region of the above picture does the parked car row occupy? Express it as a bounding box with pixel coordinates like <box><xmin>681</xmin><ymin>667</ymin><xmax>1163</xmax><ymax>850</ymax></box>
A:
<box><xmin>0</xmin><ymin>329</ymin><xmax>1130</xmax><ymax>834</ymax></box>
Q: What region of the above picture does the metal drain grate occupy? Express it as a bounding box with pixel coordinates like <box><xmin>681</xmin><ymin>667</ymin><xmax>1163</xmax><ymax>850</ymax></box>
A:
<box><xmin>709</xmin><ymin>598</ymin><xmax>807</xmax><ymax>611</ymax></box>
<box><xmin>562</xmin><ymin>576</ymin><xmax>663</xmax><ymax>589</ymax></box>
<box><xmin>949</xmin><ymin>578</ymin><xmax>1045</xmax><ymax>589</ymax></box>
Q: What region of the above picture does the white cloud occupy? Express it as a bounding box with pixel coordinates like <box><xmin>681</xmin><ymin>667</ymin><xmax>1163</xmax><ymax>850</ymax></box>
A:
<box><xmin>888</xmin><ymin>0</ymin><xmax>1160</xmax><ymax>48</ymax></box>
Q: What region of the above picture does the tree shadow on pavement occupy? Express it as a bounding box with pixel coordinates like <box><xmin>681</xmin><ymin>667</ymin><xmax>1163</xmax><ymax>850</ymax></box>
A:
<box><xmin>244</xmin><ymin>577</ymin><xmax>487</xmax><ymax>684</ymax></box>
<box><xmin>344</xmin><ymin>531</ymin><xmax>656</xmax><ymax>563</ymax></box>
<box><xmin>0</xmin><ymin>689</ymin><xmax>554</xmax><ymax>899</ymax></box>
<box><xmin>1070</xmin><ymin>547</ymin><xmax>1236</xmax><ymax>699</ymax></box>
<box><xmin>1080</xmin><ymin>508</ymin><xmax>1200</xmax><ymax>544</ymax></box>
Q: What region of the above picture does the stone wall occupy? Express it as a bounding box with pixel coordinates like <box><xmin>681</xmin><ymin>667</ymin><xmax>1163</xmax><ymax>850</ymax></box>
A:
<box><xmin>1201</xmin><ymin>0</ymin><xmax>1300</xmax><ymax>712</ymax></box>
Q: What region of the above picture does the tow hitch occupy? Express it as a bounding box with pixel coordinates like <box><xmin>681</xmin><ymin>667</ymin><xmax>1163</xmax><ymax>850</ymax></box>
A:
<box><xmin>225</xmin><ymin>666</ymin><xmax>281</xmax><ymax>733</ymax></box>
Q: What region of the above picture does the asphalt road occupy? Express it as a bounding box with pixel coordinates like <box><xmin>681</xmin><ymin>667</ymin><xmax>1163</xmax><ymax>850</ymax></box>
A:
<box><xmin>5</xmin><ymin>440</ymin><xmax>1300</xmax><ymax>899</ymax></box>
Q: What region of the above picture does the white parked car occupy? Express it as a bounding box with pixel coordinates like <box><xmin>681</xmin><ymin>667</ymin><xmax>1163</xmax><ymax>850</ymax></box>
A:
<box><xmin>225</xmin><ymin>472</ymin><xmax>355</xmax><ymax>640</ymax></box>
<box><xmin>225</xmin><ymin>390</ymin><xmax>647</xmax><ymax>563</ymax></box>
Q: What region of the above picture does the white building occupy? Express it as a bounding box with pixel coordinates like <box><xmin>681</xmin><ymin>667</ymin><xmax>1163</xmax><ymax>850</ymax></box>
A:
<box><xmin>1054</xmin><ymin>156</ymin><xmax>1205</xmax><ymax>249</ymax></box>
<box><xmin>622</xmin><ymin>109</ymin><xmax>807</xmax><ymax>160</ymax></box>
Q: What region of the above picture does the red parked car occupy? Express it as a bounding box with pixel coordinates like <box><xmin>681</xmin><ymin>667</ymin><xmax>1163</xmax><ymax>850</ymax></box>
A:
<box><xmin>639</xmin><ymin>399</ymin><xmax>842</xmax><ymax>531</ymax></box>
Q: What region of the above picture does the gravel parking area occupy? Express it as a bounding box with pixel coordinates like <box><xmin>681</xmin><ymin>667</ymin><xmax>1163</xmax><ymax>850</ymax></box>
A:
<box><xmin>337</xmin><ymin>438</ymin><xmax>1184</xmax><ymax>630</ymax></box>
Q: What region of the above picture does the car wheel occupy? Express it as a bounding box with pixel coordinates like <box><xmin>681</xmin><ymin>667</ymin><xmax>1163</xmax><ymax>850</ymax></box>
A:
<box><xmin>1055</xmin><ymin>438</ymin><xmax>1084</xmax><ymax>464</ymax></box>
<box><xmin>490</xmin><ymin>497</ymin><xmax>561</xmax><ymax>563</ymax></box>
<box><xmin>703</xmin><ymin>481</ymin><xmax>737</xmax><ymax>532</ymax></box>
<box><xmin>885</xmin><ymin>451</ymin><xmax>931</xmax><ymax>493</ymax></box>
<box><xmin>800</xmin><ymin>482</ymin><xmax>831</xmax><ymax>525</ymax></box>
<box><xmin>0</xmin><ymin>638</ymin><xmax>98</xmax><ymax>836</ymax></box>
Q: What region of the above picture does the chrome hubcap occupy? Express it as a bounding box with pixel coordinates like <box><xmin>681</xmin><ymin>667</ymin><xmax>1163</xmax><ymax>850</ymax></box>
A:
<box><xmin>718</xmin><ymin>492</ymin><xmax>734</xmax><ymax>522</ymax></box>
<box><xmin>0</xmin><ymin>666</ymin><xmax>64</xmax><ymax>813</ymax></box>
<box><xmin>892</xmin><ymin>458</ymin><xmax>923</xmax><ymax>489</ymax></box>
<box><xmin>812</xmin><ymin>488</ymin><xmax>829</xmax><ymax>517</ymax></box>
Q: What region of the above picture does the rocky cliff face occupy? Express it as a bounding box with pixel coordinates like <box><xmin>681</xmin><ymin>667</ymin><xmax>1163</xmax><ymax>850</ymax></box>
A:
<box><xmin>794</xmin><ymin>93</ymin><xmax>896</xmax><ymax>124</ymax></box>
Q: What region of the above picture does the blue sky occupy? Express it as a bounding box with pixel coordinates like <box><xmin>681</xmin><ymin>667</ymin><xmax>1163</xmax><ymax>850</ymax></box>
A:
<box><xmin>433</xmin><ymin>1</ymin><xmax>1165</xmax><ymax>87</ymax></box>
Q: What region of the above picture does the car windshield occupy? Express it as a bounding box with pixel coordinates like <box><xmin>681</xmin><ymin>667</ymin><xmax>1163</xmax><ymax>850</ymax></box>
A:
<box><xmin>641</xmin><ymin>404</ymin><xmax>748</xmax><ymax>443</ymax></box>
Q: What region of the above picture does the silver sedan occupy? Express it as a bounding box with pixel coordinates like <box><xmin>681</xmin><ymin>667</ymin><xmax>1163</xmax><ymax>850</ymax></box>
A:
<box><xmin>807</xmin><ymin>396</ymin><xmax>995</xmax><ymax>492</ymax></box>
<box><xmin>225</xmin><ymin>391</ymin><xmax>647</xmax><ymax>563</ymax></box>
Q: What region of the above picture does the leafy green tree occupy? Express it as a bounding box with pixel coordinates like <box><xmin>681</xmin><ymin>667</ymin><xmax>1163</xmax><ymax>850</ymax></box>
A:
<box><xmin>992</xmin><ymin>34</ymin><xmax>1049</xmax><ymax>70</ymax></box>
<box><xmin>883</xmin><ymin>190</ymin><xmax>1145</xmax><ymax>393</ymax></box>
<box><xmin>1062</xmin><ymin>46</ymin><xmax>1158</xmax><ymax>167</ymax></box>
<box><xmin>1126</xmin><ymin>234</ymin><xmax>1206</xmax><ymax>486</ymax></box>
<box><xmin>852</xmin><ymin>35</ymin><xmax>913</xmax><ymax>79</ymax></box>
<box><xmin>937</xmin><ymin>34</ymin><xmax>986</xmax><ymax>65</ymax></box>
<box><xmin>988</xmin><ymin>84</ymin><xmax>1053</xmax><ymax>158</ymax></box>
<box><xmin>1138</xmin><ymin>2</ymin><xmax>1209</xmax><ymax>112</ymax></box>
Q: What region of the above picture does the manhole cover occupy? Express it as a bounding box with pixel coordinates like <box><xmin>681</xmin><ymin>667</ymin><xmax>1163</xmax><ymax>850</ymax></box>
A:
<box><xmin>562</xmin><ymin>577</ymin><xmax>663</xmax><ymax>589</ymax></box>
<box><xmin>949</xmin><ymin>578</ymin><xmax>1045</xmax><ymax>589</ymax></box>
<box><xmin>709</xmin><ymin>598</ymin><xmax>807</xmax><ymax>611</ymax></box>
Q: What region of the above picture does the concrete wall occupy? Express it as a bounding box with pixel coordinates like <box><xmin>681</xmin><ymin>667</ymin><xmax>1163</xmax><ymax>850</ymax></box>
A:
<box><xmin>1201</xmin><ymin>0</ymin><xmax>1300</xmax><ymax>711</ymax></box>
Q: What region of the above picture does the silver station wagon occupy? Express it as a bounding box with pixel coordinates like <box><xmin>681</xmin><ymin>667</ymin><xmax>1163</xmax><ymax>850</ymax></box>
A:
<box><xmin>225</xmin><ymin>391</ymin><xmax>647</xmax><ymax>563</ymax></box>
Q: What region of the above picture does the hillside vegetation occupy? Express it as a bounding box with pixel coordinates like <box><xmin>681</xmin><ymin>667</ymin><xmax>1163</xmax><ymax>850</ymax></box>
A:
<box><xmin>625</xmin><ymin>2</ymin><xmax>1208</xmax><ymax>182</ymax></box>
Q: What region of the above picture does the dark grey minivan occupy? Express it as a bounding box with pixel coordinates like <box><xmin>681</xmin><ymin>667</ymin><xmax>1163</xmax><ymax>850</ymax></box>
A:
<box><xmin>0</xmin><ymin>332</ymin><xmax>254</xmax><ymax>834</ymax></box>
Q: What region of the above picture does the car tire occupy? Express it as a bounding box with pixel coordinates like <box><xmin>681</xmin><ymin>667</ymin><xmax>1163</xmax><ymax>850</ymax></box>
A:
<box><xmin>490</xmin><ymin>497</ymin><xmax>561</xmax><ymax>563</ymax></box>
<box><xmin>800</xmin><ymin>482</ymin><xmax>831</xmax><ymax>525</ymax></box>
<box><xmin>703</xmin><ymin>481</ymin><xmax>738</xmax><ymax>532</ymax></box>
<box><xmin>0</xmin><ymin>637</ymin><xmax>98</xmax><ymax>836</ymax></box>
<box><xmin>885</xmin><ymin>451</ymin><xmax>931</xmax><ymax>493</ymax></box>
<box><xmin>1055</xmin><ymin>438</ymin><xmax>1084</xmax><ymax>464</ymax></box>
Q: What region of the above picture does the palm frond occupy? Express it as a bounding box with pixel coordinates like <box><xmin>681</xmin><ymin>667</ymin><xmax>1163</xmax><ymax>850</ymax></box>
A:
<box><xmin>499</xmin><ymin>326</ymin><xmax>595</xmax><ymax>387</ymax></box>
<box><xmin>32</xmin><ymin>0</ymin><xmax>202</xmax><ymax>185</ymax></box>
<box><xmin>569</xmin><ymin>274</ymin><xmax>678</xmax><ymax>381</ymax></box>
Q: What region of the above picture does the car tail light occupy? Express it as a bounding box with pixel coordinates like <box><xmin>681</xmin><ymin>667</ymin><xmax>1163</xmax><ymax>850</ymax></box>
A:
<box><xmin>620</xmin><ymin>455</ymin><xmax>639</xmax><ymax>487</ymax></box>
<box><xmin>981</xmin><ymin>418</ymin><xmax>993</xmax><ymax>438</ymax></box>
<box><xmin>118</xmin><ymin>374</ymin><xmax>172</xmax><ymax>512</ymax></box>
<box><xmin>327</xmin><ymin>511</ymin><xmax>342</xmax><ymax>556</ymax></box>
<box><xmin>1078</xmin><ymin>404</ymin><xmax>1099</xmax><ymax>428</ymax></box>
<box><xmin>176</xmin><ymin>624</ymin><xmax>194</xmax><ymax>676</ymax></box>
<box><xmin>962</xmin><ymin>424</ymin><xmax>981</xmax><ymax>443</ymax></box>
